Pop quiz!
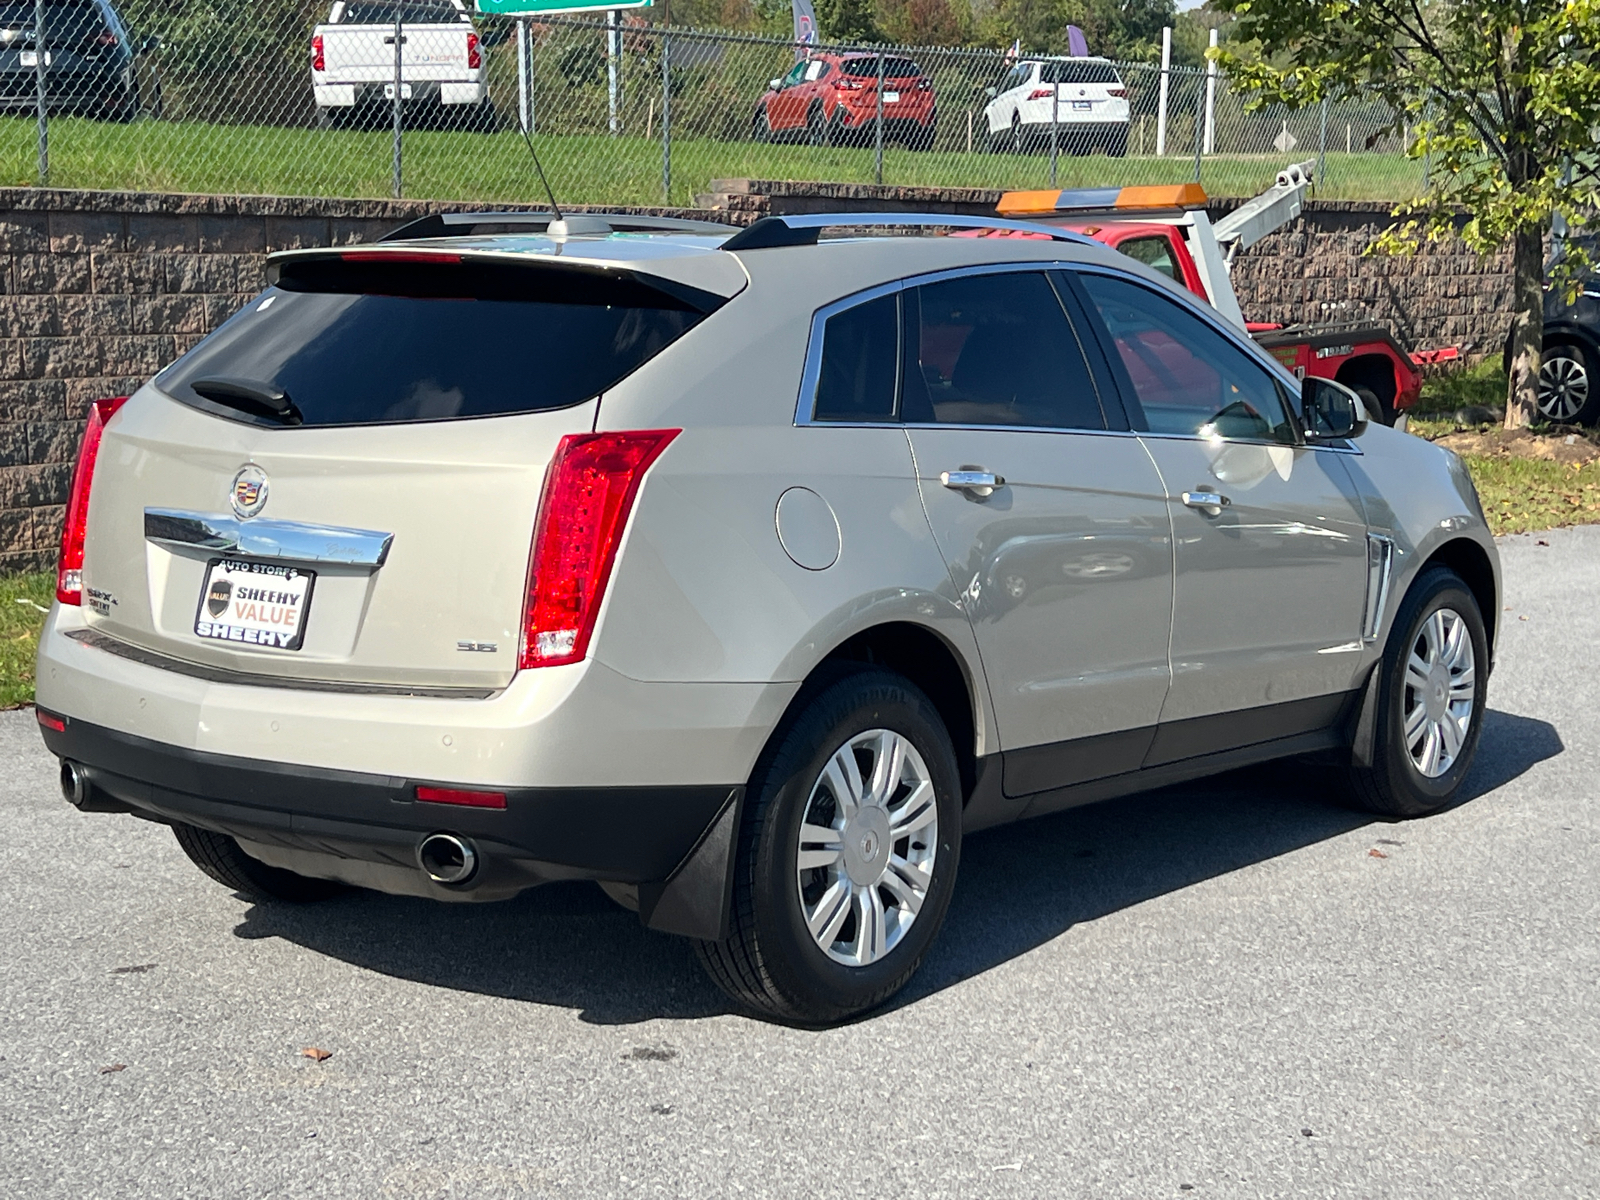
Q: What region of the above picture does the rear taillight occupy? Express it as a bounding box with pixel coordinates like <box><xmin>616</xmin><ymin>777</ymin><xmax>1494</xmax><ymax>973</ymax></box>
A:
<box><xmin>95</xmin><ymin>31</ymin><xmax>116</xmax><ymax>46</ymax></box>
<box><xmin>467</xmin><ymin>31</ymin><xmax>480</xmax><ymax>69</ymax></box>
<box><xmin>1108</xmin><ymin>86</ymin><xmax>1126</xmax><ymax>97</ymax></box>
<box><xmin>519</xmin><ymin>429</ymin><xmax>679</xmax><ymax>669</ymax></box>
<box><xmin>56</xmin><ymin>397</ymin><xmax>128</xmax><ymax>606</ymax></box>
<box><xmin>311</xmin><ymin>33</ymin><xmax>324</xmax><ymax>72</ymax></box>
<box><xmin>1028</xmin><ymin>87</ymin><xmax>1054</xmax><ymax>100</ymax></box>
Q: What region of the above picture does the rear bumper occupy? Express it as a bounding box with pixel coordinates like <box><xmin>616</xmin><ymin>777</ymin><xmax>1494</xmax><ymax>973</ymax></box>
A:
<box><xmin>41</xmin><ymin>711</ymin><xmax>742</xmax><ymax>936</ymax></box>
<box><xmin>36</xmin><ymin>608</ymin><xmax>795</xmax><ymax>790</ymax></box>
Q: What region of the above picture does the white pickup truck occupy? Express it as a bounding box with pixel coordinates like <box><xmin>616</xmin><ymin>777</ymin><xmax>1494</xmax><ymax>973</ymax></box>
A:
<box><xmin>311</xmin><ymin>0</ymin><xmax>498</xmax><ymax>129</ymax></box>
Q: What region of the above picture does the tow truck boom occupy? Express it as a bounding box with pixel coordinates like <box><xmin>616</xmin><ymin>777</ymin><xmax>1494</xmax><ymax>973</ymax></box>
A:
<box><xmin>1213</xmin><ymin>159</ymin><xmax>1316</xmax><ymax>267</ymax></box>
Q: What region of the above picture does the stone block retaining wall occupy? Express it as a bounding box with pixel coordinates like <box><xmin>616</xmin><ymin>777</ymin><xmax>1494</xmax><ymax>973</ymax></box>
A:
<box><xmin>1</xmin><ymin>183</ymin><xmax>1514</xmax><ymax>571</ymax></box>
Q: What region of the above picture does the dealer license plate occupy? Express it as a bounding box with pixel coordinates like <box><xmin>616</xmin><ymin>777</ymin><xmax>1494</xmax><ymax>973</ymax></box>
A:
<box><xmin>1072</xmin><ymin>100</ymin><xmax>1093</xmax><ymax>111</ymax></box>
<box><xmin>19</xmin><ymin>50</ymin><xmax>51</xmax><ymax>66</ymax></box>
<box><xmin>884</xmin><ymin>91</ymin><xmax>899</xmax><ymax>102</ymax></box>
<box><xmin>384</xmin><ymin>82</ymin><xmax>414</xmax><ymax>100</ymax></box>
<box><xmin>194</xmin><ymin>558</ymin><xmax>314</xmax><ymax>651</ymax></box>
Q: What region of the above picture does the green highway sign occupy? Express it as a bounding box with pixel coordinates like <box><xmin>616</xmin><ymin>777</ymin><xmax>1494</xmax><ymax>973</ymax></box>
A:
<box><xmin>476</xmin><ymin>0</ymin><xmax>651</xmax><ymax>13</ymax></box>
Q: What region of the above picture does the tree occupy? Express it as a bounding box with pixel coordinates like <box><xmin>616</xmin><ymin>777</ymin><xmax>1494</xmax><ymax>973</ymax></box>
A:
<box><xmin>816</xmin><ymin>0</ymin><xmax>882</xmax><ymax>40</ymax></box>
<box><xmin>1214</xmin><ymin>0</ymin><xmax>1600</xmax><ymax>428</ymax></box>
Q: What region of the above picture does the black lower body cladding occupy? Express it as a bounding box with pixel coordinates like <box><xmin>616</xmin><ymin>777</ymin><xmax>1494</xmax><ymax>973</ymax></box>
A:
<box><xmin>39</xmin><ymin>715</ymin><xmax>740</xmax><ymax>937</ymax></box>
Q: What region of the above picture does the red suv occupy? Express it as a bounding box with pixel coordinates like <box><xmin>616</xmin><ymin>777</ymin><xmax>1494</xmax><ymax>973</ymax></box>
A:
<box><xmin>754</xmin><ymin>53</ymin><xmax>936</xmax><ymax>149</ymax></box>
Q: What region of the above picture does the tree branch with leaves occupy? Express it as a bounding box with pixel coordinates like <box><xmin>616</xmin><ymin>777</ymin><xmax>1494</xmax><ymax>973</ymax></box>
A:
<box><xmin>1214</xmin><ymin>0</ymin><xmax>1600</xmax><ymax>428</ymax></box>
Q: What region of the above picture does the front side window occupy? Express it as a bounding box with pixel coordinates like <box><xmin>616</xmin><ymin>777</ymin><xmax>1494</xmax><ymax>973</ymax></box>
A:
<box><xmin>781</xmin><ymin>61</ymin><xmax>807</xmax><ymax>87</ymax></box>
<box><xmin>900</xmin><ymin>272</ymin><xmax>1106</xmax><ymax>430</ymax></box>
<box><xmin>1078</xmin><ymin>272</ymin><xmax>1296</xmax><ymax>443</ymax></box>
<box><xmin>812</xmin><ymin>292</ymin><xmax>898</xmax><ymax>422</ymax></box>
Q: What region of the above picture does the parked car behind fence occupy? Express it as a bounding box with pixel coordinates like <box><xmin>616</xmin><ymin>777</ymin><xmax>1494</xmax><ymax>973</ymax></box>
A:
<box><xmin>0</xmin><ymin>0</ymin><xmax>160</xmax><ymax>121</ymax></box>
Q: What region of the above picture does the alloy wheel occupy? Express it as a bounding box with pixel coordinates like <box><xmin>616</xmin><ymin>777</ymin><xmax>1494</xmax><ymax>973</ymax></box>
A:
<box><xmin>1538</xmin><ymin>352</ymin><xmax>1589</xmax><ymax>422</ymax></box>
<box><xmin>1402</xmin><ymin>607</ymin><xmax>1476</xmax><ymax>778</ymax></box>
<box><xmin>795</xmin><ymin>729</ymin><xmax>938</xmax><ymax>967</ymax></box>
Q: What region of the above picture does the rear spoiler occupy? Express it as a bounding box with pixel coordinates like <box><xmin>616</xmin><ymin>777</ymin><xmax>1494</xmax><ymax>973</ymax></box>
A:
<box><xmin>263</xmin><ymin>246</ymin><xmax>735</xmax><ymax>313</ymax></box>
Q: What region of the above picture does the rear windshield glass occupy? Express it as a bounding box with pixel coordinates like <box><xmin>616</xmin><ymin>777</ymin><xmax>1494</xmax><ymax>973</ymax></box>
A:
<box><xmin>842</xmin><ymin>57</ymin><xmax>922</xmax><ymax>78</ymax></box>
<box><xmin>1039</xmin><ymin>60</ymin><xmax>1120</xmax><ymax>85</ymax></box>
<box><xmin>157</xmin><ymin>258</ymin><xmax>707</xmax><ymax>428</ymax></box>
<box><xmin>339</xmin><ymin>1</ymin><xmax>465</xmax><ymax>23</ymax></box>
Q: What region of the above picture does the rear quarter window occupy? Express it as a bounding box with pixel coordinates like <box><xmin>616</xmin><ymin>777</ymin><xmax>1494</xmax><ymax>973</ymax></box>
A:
<box><xmin>157</xmin><ymin>257</ymin><xmax>712</xmax><ymax>428</ymax></box>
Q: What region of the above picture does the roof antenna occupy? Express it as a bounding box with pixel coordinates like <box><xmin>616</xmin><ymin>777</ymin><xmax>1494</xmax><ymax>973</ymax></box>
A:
<box><xmin>519</xmin><ymin>125</ymin><xmax>568</xmax><ymax>237</ymax></box>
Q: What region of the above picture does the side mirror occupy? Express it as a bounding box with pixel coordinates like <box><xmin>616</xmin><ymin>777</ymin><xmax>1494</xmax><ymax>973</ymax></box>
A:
<box><xmin>768</xmin><ymin>77</ymin><xmax>782</xmax><ymax>91</ymax></box>
<box><xmin>984</xmin><ymin>86</ymin><xmax>996</xmax><ymax>98</ymax></box>
<box><xmin>137</xmin><ymin>33</ymin><xmax>162</xmax><ymax>53</ymax></box>
<box><xmin>478</xmin><ymin>24</ymin><xmax>510</xmax><ymax>47</ymax></box>
<box><xmin>1302</xmin><ymin>377</ymin><xmax>1368</xmax><ymax>440</ymax></box>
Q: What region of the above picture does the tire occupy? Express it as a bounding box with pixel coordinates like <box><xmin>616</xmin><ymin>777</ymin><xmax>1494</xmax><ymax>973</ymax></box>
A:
<box><xmin>171</xmin><ymin>822</ymin><xmax>343</xmax><ymax>903</ymax></box>
<box><xmin>1010</xmin><ymin>111</ymin><xmax>1027</xmax><ymax>154</ymax></box>
<box><xmin>696</xmin><ymin>668</ymin><xmax>963</xmax><ymax>1025</ymax></box>
<box><xmin>807</xmin><ymin>103</ymin><xmax>831</xmax><ymax>148</ymax></box>
<box><xmin>1344</xmin><ymin>567</ymin><xmax>1488</xmax><ymax>818</ymax></box>
<box><xmin>751</xmin><ymin>106</ymin><xmax>770</xmax><ymax>143</ymax></box>
<box><xmin>908</xmin><ymin>118</ymin><xmax>936</xmax><ymax>151</ymax></box>
<box><xmin>1104</xmin><ymin>127</ymin><xmax>1128</xmax><ymax>157</ymax></box>
<box><xmin>1537</xmin><ymin>343</ymin><xmax>1598</xmax><ymax>424</ymax></box>
<box><xmin>1353</xmin><ymin>385</ymin><xmax>1397</xmax><ymax>428</ymax></box>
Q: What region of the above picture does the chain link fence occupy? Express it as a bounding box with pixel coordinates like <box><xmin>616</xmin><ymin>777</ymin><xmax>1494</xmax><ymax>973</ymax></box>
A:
<box><xmin>0</xmin><ymin>2</ymin><xmax>1425</xmax><ymax>206</ymax></box>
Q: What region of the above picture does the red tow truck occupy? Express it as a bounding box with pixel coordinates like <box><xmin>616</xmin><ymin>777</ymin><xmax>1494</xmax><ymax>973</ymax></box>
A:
<box><xmin>986</xmin><ymin>163</ymin><xmax>1448</xmax><ymax>425</ymax></box>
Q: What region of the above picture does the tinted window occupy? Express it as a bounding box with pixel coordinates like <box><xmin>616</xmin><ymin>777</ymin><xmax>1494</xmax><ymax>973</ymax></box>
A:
<box><xmin>1041</xmin><ymin>60</ymin><xmax>1121</xmax><ymax>85</ymax></box>
<box><xmin>1119</xmin><ymin>236</ymin><xmax>1178</xmax><ymax>281</ymax></box>
<box><xmin>780</xmin><ymin>61</ymin><xmax>807</xmax><ymax>86</ymax></box>
<box><xmin>900</xmin><ymin>272</ymin><xmax>1106</xmax><ymax>430</ymax></box>
<box><xmin>1079</xmin><ymin>272</ymin><xmax>1296</xmax><ymax>443</ymax></box>
<box><xmin>158</xmin><ymin>260</ymin><xmax>706</xmax><ymax>428</ymax></box>
<box><xmin>813</xmin><ymin>292</ymin><xmax>898</xmax><ymax>422</ymax></box>
<box><xmin>341</xmin><ymin>1</ymin><xmax>465</xmax><ymax>22</ymax></box>
<box><xmin>843</xmin><ymin>57</ymin><xmax>922</xmax><ymax>78</ymax></box>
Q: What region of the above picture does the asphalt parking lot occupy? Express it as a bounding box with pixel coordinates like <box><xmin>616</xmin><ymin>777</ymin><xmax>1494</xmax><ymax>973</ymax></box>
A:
<box><xmin>2</xmin><ymin>527</ymin><xmax>1596</xmax><ymax>1199</ymax></box>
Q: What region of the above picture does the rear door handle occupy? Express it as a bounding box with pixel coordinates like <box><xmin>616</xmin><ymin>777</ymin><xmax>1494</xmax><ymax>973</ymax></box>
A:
<box><xmin>941</xmin><ymin>470</ymin><xmax>1005</xmax><ymax>497</ymax></box>
<box><xmin>1181</xmin><ymin>491</ymin><xmax>1230</xmax><ymax>516</ymax></box>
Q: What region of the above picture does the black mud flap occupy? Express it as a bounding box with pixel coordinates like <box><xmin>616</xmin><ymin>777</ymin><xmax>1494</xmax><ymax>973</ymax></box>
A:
<box><xmin>638</xmin><ymin>788</ymin><xmax>743</xmax><ymax>942</ymax></box>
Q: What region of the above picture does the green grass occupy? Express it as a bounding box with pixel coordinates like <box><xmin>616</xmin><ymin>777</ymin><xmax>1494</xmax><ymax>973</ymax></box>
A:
<box><xmin>0</xmin><ymin>115</ymin><xmax>1421</xmax><ymax>206</ymax></box>
<box><xmin>1415</xmin><ymin>358</ymin><xmax>1508</xmax><ymax>416</ymax></box>
<box><xmin>0</xmin><ymin>573</ymin><xmax>51</xmax><ymax>709</ymax></box>
<box><xmin>1462</xmin><ymin>456</ymin><xmax>1600</xmax><ymax>536</ymax></box>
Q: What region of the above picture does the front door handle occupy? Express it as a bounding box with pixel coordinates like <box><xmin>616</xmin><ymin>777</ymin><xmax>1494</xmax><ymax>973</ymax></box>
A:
<box><xmin>1181</xmin><ymin>490</ymin><xmax>1230</xmax><ymax>516</ymax></box>
<box><xmin>941</xmin><ymin>470</ymin><xmax>1005</xmax><ymax>498</ymax></box>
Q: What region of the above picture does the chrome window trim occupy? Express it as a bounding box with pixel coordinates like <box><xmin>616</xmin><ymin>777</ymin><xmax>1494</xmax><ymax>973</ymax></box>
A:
<box><xmin>791</xmin><ymin>259</ymin><xmax>1365</xmax><ymax>455</ymax></box>
<box><xmin>144</xmin><ymin>509</ymin><xmax>395</xmax><ymax>568</ymax></box>
<box><xmin>794</xmin><ymin>261</ymin><xmax>1089</xmax><ymax>429</ymax></box>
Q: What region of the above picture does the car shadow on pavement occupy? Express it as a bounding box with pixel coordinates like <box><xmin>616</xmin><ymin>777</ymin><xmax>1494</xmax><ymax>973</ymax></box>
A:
<box><xmin>231</xmin><ymin>708</ymin><xmax>1560</xmax><ymax>1026</ymax></box>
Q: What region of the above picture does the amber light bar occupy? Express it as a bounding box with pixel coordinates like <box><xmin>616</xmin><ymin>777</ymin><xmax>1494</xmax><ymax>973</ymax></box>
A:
<box><xmin>996</xmin><ymin>182</ymin><xmax>1210</xmax><ymax>217</ymax></box>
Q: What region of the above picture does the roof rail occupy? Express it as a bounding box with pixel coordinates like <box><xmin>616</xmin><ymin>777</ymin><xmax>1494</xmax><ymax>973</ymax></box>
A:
<box><xmin>720</xmin><ymin>212</ymin><xmax>1100</xmax><ymax>251</ymax></box>
<box><xmin>380</xmin><ymin>211</ymin><xmax>736</xmax><ymax>242</ymax></box>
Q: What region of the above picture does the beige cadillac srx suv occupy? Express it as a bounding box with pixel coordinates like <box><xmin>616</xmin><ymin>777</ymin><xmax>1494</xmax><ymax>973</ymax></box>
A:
<box><xmin>36</xmin><ymin>210</ymin><xmax>1499</xmax><ymax>1023</ymax></box>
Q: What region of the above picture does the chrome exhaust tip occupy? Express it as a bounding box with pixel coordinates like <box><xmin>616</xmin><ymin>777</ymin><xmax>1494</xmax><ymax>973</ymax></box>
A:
<box><xmin>60</xmin><ymin>759</ymin><xmax>90</xmax><ymax>809</ymax></box>
<box><xmin>417</xmin><ymin>833</ymin><xmax>477</xmax><ymax>886</ymax></box>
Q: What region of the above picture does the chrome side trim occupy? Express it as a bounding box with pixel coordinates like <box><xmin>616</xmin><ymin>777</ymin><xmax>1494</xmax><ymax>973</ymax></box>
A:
<box><xmin>1363</xmin><ymin>533</ymin><xmax>1396</xmax><ymax>641</ymax></box>
<box><xmin>62</xmin><ymin>628</ymin><xmax>497</xmax><ymax>700</ymax></box>
<box><xmin>144</xmin><ymin>509</ymin><xmax>394</xmax><ymax>568</ymax></box>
